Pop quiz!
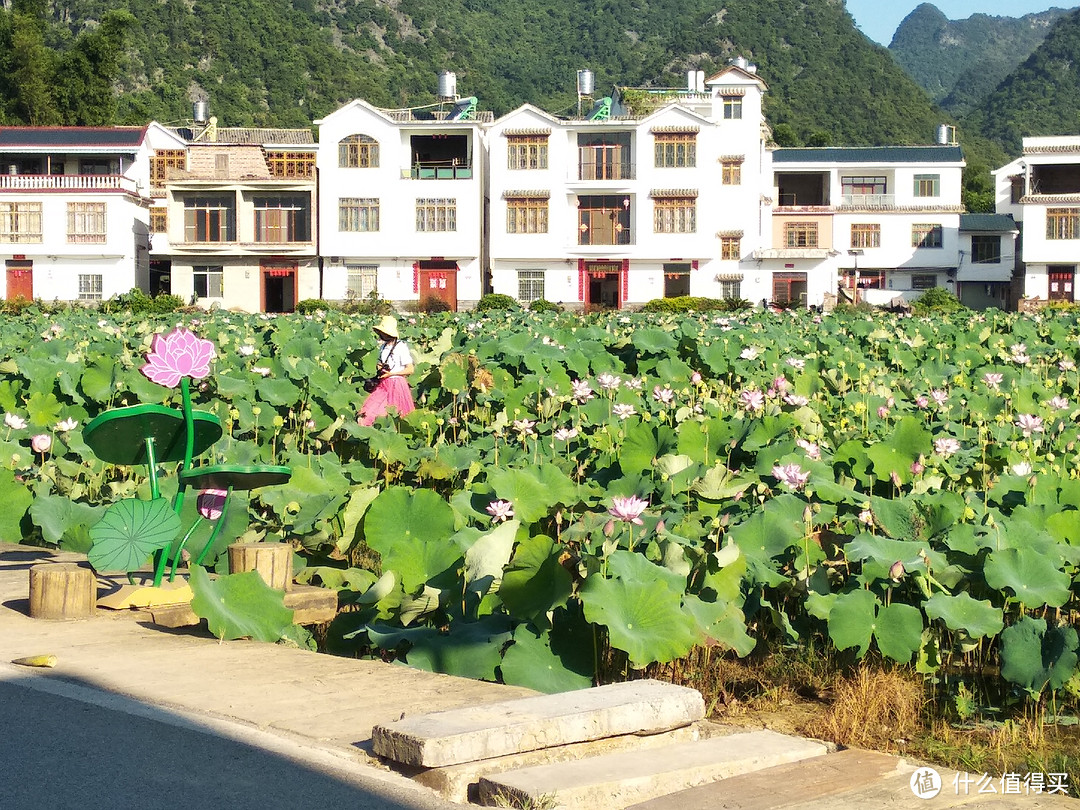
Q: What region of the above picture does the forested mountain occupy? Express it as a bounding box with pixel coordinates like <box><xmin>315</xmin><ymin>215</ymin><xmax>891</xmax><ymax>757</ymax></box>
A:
<box><xmin>0</xmin><ymin>0</ymin><xmax>945</xmax><ymax>149</ymax></box>
<box><xmin>960</xmin><ymin>8</ymin><xmax>1080</xmax><ymax>155</ymax></box>
<box><xmin>888</xmin><ymin>3</ymin><xmax>1072</xmax><ymax>117</ymax></box>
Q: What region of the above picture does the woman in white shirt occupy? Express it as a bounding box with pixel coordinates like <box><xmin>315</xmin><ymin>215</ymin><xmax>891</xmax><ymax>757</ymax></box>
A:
<box><xmin>358</xmin><ymin>315</ymin><xmax>415</xmax><ymax>425</ymax></box>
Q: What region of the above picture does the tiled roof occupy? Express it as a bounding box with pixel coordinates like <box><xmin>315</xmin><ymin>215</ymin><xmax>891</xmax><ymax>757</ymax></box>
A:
<box><xmin>0</xmin><ymin>126</ymin><xmax>146</xmax><ymax>148</ymax></box>
<box><xmin>960</xmin><ymin>213</ymin><xmax>1018</xmax><ymax>233</ymax></box>
<box><xmin>773</xmin><ymin>146</ymin><xmax>964</xmax><ymax>164</ymax></box>
<box><xmin>168</xmin><ymin>145</ymin><xmax>273</xmax><ymax>180</ymax></box>
<box><xmin>169</xmin><ymin>126</ymin><xmax>315</xmax><ymax>145</ymax></box>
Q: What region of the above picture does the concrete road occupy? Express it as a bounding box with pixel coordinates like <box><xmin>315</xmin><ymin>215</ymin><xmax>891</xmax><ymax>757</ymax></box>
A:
<box><xmin>0</xmin><ymin>672</ymin><xmax>460</xmax><ymax>810</ymax></box>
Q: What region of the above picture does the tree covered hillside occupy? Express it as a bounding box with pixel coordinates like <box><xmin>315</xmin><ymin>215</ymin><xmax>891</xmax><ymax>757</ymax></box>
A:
<box><xmin>961</xmin><ymin>8</ymin><xmax>1080</xmax><ymax>155</ymax></box>
<box><xmin>4</xmin><ymin>0</ymin><xmax>944</xmax><ymax>148</ymax></box>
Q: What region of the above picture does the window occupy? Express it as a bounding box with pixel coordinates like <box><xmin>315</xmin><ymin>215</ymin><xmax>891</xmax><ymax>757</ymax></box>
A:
<box><xmin>654</xmin><ymin>133</ymin><xmax>696</xmax><ymax>168</ymax></box>
<box><xmin>517</xmin><ymin>269</ymin><xmax>545</xmax><ymax>303</ymax></box>
<box><xmin>346</xmin><ymin>264</ymin><xmax>377</xmax><ymax>300</ymax></box>
<box><xmin>507</xmin><ymin>135</ymin><xmax>548</xmax><ymax>170</ymax></box>
<box><xmin>151</xmin><ymin>149</ymin><xmax>186</xmax><ymax>188</ymax></box>
<box><xmin>416</xmin><ymin>198</ymin><xmax>456</xmax><ymax>232</ymax></box>
<box><xmin>149</xmin><ymin>207</ymin><xmax>168</xmax><ymax>234</ymax></box>
<box><xmin>578</xmin><ymin>132</ymin><xmax>631</xmax><ymax>180</ymax></box>
<box><xmin>911</xmin><ymin>274</ymin><xmax>938</xmax><ymax>290</ymax></box>
<box><xmin>67</xmin><ymin>202</ymin><xmax>107</xmax><ymax>243</ymax></box>
<box><xmin>184</xmin><ymin>195</ymin><xmax>234</xmax><ymax>242</ymax></box>
<box><xmin>718</xmin><ymin>278</ymin><xmax>742</xmax><ymax>299</ymax></box>
<box><xmin>339</xmin><ymin>198</ymin><xmax>380</xmax><ymax>232</ymax></box>
<box><xmin>971</xmin><ymin>235</ymin><xmax>1001</xmax><ymax>263</ymax></box>
<box><xmin>721</xmin><ymin>160</ymin><xmax>742</xmax><ymax>185</ymax></box>
<box><xmin>214</xmin><ymin>154</ymin><xmax>230</xmax><ymax>178</ymax></box>
<box><xmin>850</xmin><ymin>224</ymin><xmax>881</xmax><ymax>249</ymax></box>
<box><xmin>0</xmin><ymin>202</ymin><xmax>42</xmax><ymax>243</ymax></box>
<box><xmin>578</xmin><ymin>195</ymin><xmax>631</xmax><ymax>246</ymax></box>
<box><xmin>784</xmin><ymin>222</ymin><xmax>818</xmax><ymax>248</ymax></box>
<box><xmin>78</xmin><ymin>273</ymin><xmax>102</xmax><ymax>301</ymax></box>
<box><xmin>912</xmin><ymin>224</ymin><xmax>943</xmax><ymax>248</ymax></box>
<box><xmin>720</xmin><ymin>236</ymin><xmax>741</xmax><ymax>260</ymax></box>
<box><xmin>254</xmin><ymin>195</ymin><xmax>310</xmax><ymax>243</ymax></box>
<box><xmin>913</xmin><ymin>174</ymin><xmax>940</xmax><ymax>198</ymax></box>
<box><xmin>842</xmin><ymin>176</ymin><xmax>887</xmax><ymax>201</ymax></box>
<box><xmin>506</xmin><ymin>198</ymin><xmax>548</xmax><ymax>234</ymax></box>
<box><xmin>653</xmin><ymin>197</ymin><xmax>696</xmax><ymax>234</ymax></box>
<box><xmin>339</xmin><ymin>135</ymin><xmax>379</xmax><ymax>168</ymax></box>
<box><xmin>266</xmin><ymin>151</ymin><xmax>315</xmax><ymax>179</ymax></box>
<box><xmin>1047</xmin><ymin>208</ymin><xmax>1080</xmax><ymax>240</ymax></box>
<box><xmin>722</xmin><ymin>96</ymin><xmax>742</xmax><ymax>120</ymax></box>
<box><xmin>193</xmin><ymin>265</ymin><xmax>224</xmax><ymax>298</ymax></box>
<box><xmin>79</xmin><ymin>159</ymin><xmax>114</xmax><ymax>175</ymax></box>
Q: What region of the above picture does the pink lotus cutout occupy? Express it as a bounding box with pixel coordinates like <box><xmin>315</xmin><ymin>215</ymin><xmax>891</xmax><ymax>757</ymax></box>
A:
<box><xmin>197</xmin><ymin>489</ymin><xmax>229</xmax><ymax>520</ymax></box>
<box><xmin>141</xmin><ymin>327</ymin><xmax>216</xmax><ymax>388</ymax></box>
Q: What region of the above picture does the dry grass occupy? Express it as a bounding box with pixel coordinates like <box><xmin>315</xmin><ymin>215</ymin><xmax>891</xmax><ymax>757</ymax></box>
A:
<box><xmin>801</xmin><ymin>665</ymin><xmax>923</xmax><ymax>751</ymax></box>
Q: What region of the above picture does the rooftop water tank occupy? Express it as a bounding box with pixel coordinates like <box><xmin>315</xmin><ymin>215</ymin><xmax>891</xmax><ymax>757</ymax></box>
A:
<box><xmin>193</xmin><ymin>100</ymin><xmax>209</xmax><ymax>124</ymax></box>
<box><xmin>577</xmin><ymin>69</ymin><xmax>594</xmax><ymax>97</ymax></box>
<box><xmin>438</xmin><ymin>71</ymin><xmax>457</xmax><ymax>100</ymax></box>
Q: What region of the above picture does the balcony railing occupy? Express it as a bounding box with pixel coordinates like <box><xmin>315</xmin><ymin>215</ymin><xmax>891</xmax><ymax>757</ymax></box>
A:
<box><xmin>841</xmin><ymin>193</ymin><xmax>895</xmax><ymax>207</ymax></box>
<box><xmin>408</xmin><ymin>161</ymin><xmax>473</xmax><ymax>180</ymax></box>
<box><xmin>0</xmin><ymin>174</ymin><xmax>138</xmax><ymax>193</ymax></box>
<box><xmin>578</xmin><ymin>161</ymin><xmax>635</xmax><ymax>181</ymax></box>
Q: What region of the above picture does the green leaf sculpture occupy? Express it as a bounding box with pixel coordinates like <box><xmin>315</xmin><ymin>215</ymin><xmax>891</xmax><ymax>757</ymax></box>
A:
<box><xmin>87</xmin><ymin>498</ymin><xmax>182</xmax><ymax>572</ymax></box>
<box><xmin>189</xmin><ymin>565</ymin><xmax>295</xmax><ymax>642</ymax></box>
<box><xmin>1000</xmin><ymin>616</ymin><xmax>1079</xmax><ymax>698</ymax></box>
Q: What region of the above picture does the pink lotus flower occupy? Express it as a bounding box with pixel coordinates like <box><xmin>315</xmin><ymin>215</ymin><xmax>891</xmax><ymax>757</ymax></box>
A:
<box><xmin>1015</xmin><ymin>413</ymin><xmax>1044</xmax><ymax>437</ymax></box>
<box><xmin>772</xmin><ymin>463</ymin><xmax>810</xmax><ymax>490</ymax></box>
<box><xmin>740</xmin><ymin>389</ymin><xmax>764</xmax><ymax>411</ymax></box>
<box><xmin>983</xmin><ymin>372</ymin><xmax>1003</xmax><ymax>390</ymax></box>
<box><xmin>553</xmin><ymin>426</ymin><xmax>579</xmax><ymax>441</ymax></box>
<box><xmin>934</xmin><ymin>437</ymin><xmax>961</xmax><ymax>458</ymax></box>
<box><xmin>597</xmin><ymin>373</ymin><xmax>622</xmax><ymax>392</ymax></box>
<box><xmin>486</xmin><ymin>500</ymin><xmax>514</xmax><ymax>522</ymax></box>
<box><xmin>783</xmin><ymin>393</ymin><xmax>809</xmax><ymax>407</ymax></box>
<box><xmin>30</xmin><ymin>434</ymin><xmax>51</xmax><ymax>454</ymax></box>
<box><xmin>612</xmin><ymin>403</ymin><xmax>637</xmax><ymax>420</ymax></box>
<box><xmin>55</xmin><ymin>418</ymin><xmax>78</xmax><ymax>432</ymax></box>
<box><xmin>141</xmin><ymin>327</ymin><xmax>216</xmax><ymax>388</ymax></box>
<box><xmin>512</xmin><ymin>418</ymin><xmax>537</xmax><ymax>437</ymax></box>
<box><xmin>570</xmin><ymin>379</ymin><xmax>594</xmax><ymax>403</ymax></box>
<box><xmin>652</xmin><ymin>385</ymin><xmax>675</xmax><ymax>404</ymax></box>
<box><xmin>609</xmin><ymin>495</ymin><xmax>648</xmax><ymax>525</ymax></box>
<box><xmin>691</xmin><ymin>371</ymin><xmax>703</xmax><ymax>384</ymax></box>
<box><xmin>796</xmin><ymin>438</ymin><xmax>821</xmax><ymax>461</ymax></box>
<box><xmin>4</xmin><ymin>413</ymin><xmax>26</xmax><ymax>430</ymax></box>
<box><xmin>197</xmin><ymin>489</ymin><xmax>228</xmax><ymax>520</ymax></box>
<box><xmin>1050</xmin><ymin>396</ymin><xmax>1069</xmax><ymax>410</ymax></box>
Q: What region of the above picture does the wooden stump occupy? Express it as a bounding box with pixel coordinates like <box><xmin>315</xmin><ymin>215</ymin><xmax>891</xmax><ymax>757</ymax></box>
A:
<box><xmin>28</xmin><ymin>563</ymin><xmax>96</xmax><ymax>619</ymax></box>
<box><xmin>227</xmin><ymin>542</ymin><xmax>293</xmax><ymax>591</ymax></box>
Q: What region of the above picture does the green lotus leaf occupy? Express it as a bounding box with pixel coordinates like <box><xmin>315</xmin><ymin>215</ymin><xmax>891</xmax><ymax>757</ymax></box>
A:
<box><xmin>29</xmin><ymin>494</ymin><xmax>104</xmax><ymax>549</ymax></box>
<box><xmin>827</xmin><ymin>588</ymin><xmax>878</xmax><ymax>658</ymax></box>
<box><xmin>1000</xmin><ymin>616</ymin><xmax>1079</xmax><ymax>697</ymax></box>
<box><xmin>335</xmin><ymin>485</ymin><xmax>381</xmax><ymax>554</ymax></box>
<box><xmin>26</xmin><ymin>391</ymin><xmax>63</xmax><ymax>428</ymax></box>
<box><xmin>79</xmin><ymin>357</ymin><xmax>118</xmax><ymax>403</ymax></box>
<box><xmin>501</xmin><ymin>626</ymin><xmax>594</xmax><ymax>694</ymax></box>
<box><xmin>923</xmin><ymin>592</ymin><xmax>1004</xmax><ymax>639</ymax></box>
<box><xmin>606</xmin><ymin>549</ymin><xmax>686</xmax><ymax>594</ymax></box>
<box><xmin>868</xmin><ymin>495</ymin><xmax>917</xmax><ymax>540</ymax></box>
<box><xmin>984</xmin><ymin>547</ymin><xmax>1071</xmax><ymax>608</ymax></box>
<box><xmin>462</xmin><ymin>519</ymin><xmax>519</xmax><ymax>598</ymax></box>
<box><xmin>865</xmin><ymin>416</ymin><xmax>930</xmax><ymax>486</ymax></box>
<box><xmin>368</xmin><ymin>617</ymin><xmax>513</xmax><ymax>680</ymax></box>
<box><xmin>499</xmin><ymin>535</ymin><xmax>573</xmax><ymax>626</ymax></box>
<box><xmin>439</xmin><ymin>355</ymin><xmax>469</xmax><ymax>393</ymax></box>
<box><xmin>256</xmin><ymin>377</ymin><xmax>302</xmax><ymax>407</ymax></box>
<box><xmin>295</xmin><ymin>565</ymin><xmax>379</xmax><ymax>592</ymax></box>
<box><xmin>874</xmin><ymin>602</ymin><xmax>924</xmax><ymax>663</ymax></box>
<box><xmin>676</xmin><ymin>418</ymin><xmax>728</xmax><ymax>466</ymax></box>
<box><xmin>692</xmin><ymin>463</ymin><xmax>755</xmax><ymax>501</ymax></box>
<box><xmin>618</xmin><ymin>423</ymin><xmax>678</xmax><ymax>474</ymax></box>
<box><xmin>581</xmin><ymin>573</ymin><xmax>699</xmax><ymax>668</ymax></box>
<box><xmin>398</xmin><ymin>584</ymin><xmax>442</xmax><ymax>626</ymax></box>
<box><xmin>683</xmin><ymin>594</ymin><xmax>756</xmax><ymax>657</ymax></box>
<box><xmin>364</xmin><ymin>486</ymin><xmax>459</xmax><ymax>591</ymax></box>
<box><xmin>487</xmin><ymin>464</ymin><xmax>579</xmax><ymax>524</ymax></box>
<box><xmin>87</xmin><ymin>498</ymin><xmax>182</xmax><ymax>573</ymax></box>
<box><xmin>632</xmin><ymin>327</ymin><xmax>679</xmax><ymax>355</ymax></box>
<box><xmin>189</xmin><ymin>565</ymin><xmax>295</xmax><ymax>643</ymax></box>
<box><xmin>0</xmin><ymin>468</ymin><xmax>33</xmax><ymax>544</ymax></box>
<box><xmin>727</xmin><ymin>494</ymin><xmax>805</xmax><ymax>563</ymax></box>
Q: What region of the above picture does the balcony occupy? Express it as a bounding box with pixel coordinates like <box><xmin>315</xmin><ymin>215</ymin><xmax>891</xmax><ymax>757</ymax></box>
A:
<box><xmin>406</xmin><ymin>160</ymin><xmax>473</xmax><ymax>180</ymax></box>
<box><xmin>840</xmin><ymin>193</ymin><xmax>895</xmax><ymax>208</ymax></box>
<box><xmin>578</xmin><ymin>160</ymin><xmax>635</xmax><ymax>182</ymax></box>
<box><xmin>0</xmin><ymin>174</ymin><xmax>138</xmax><ymax>193</ymax></box>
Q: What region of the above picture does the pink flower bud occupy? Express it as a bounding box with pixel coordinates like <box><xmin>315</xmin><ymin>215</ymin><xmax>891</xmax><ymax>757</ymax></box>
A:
<box><xmin>30</xmin><ymin>434</ymin><xmax>51</xmax><ymax>454</ymax></box>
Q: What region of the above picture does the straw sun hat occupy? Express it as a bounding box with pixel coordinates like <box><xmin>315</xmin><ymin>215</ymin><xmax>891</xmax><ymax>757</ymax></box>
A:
<box><xmin>374</xmin><ymin>315</ymin><xmax>399</xmax><ymax>339</ymax></box>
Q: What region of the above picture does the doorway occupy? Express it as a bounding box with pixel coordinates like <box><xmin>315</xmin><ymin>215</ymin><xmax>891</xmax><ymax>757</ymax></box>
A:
<box><xmin>1048</xmin><ymin>265</ymin><xmax>1075</xmax><ymax>302</ymax></box>
<box><xmin>5</xmin><ymin>261</ymin><xmax>32</xmax><ymax>300</ymax></box>
<box><xmin>418</xmin><ymin>260</ymin><xmax>459</xmax><ymax>311</ymax></box>
<box><xmin>263</xmin><ymin>266</ymin><xmax>296</xmax><ymax>313</ymax></box>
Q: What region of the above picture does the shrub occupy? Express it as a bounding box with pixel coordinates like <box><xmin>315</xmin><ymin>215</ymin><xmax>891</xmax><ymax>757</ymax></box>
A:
<box><xmin>527</xmin><ymin>298</ymin><xmax>562</xmax><ymax>313</ymax></box>
<box><xmin>420</xmin><ymin>296</ymin><xmax>451</xmax><ymax>313</ymax></box>
<box><xmin>100</xmin><ymin>288</ymin><xmax>184</xmax><ymax>315</ymax></box>
<box><xmin>341</xmin><ymin>291</ymin><xmax>393</xmax><ymax>315</ymax></box>
<box><xmin>476</xmin><ymin>293</ymin><xmax>519</xmax><ymax>312</ymax></box>
<box><xmin>639</xmin><ymin>296</ymin><xmax>747</xmax><ymax>313</ymax></box>
<box><xmin>910</xmin><ymin>287</ymin><xmax>964</xmax><ymax>315</ymax></box>
<box><xmin>0</xmin><ymin>295</ymin><xmax>34</xmax><ymax>315</ymax></box>
<box><xmin>296</xmin><ymin>299</ymin><xmax>333</xmax><ymax>314</ymax></box>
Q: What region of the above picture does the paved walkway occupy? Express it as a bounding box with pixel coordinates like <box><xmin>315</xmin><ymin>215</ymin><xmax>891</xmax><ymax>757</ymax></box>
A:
<box><xmin>2</xmin><ymin>542</ymin><xmax>1077</xmax><ymax>809</ymax></box>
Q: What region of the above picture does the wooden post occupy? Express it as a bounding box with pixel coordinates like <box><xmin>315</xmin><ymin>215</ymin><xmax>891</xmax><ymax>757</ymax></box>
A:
<box><xmin>28</xmin><ymin>564</ymin><xmax>96</xmax><ymax>619</ymax></box>
<box><xmin>227</xmin><ymin>542</ymin><xmax>293</xmax><ymax>591</ymax></box>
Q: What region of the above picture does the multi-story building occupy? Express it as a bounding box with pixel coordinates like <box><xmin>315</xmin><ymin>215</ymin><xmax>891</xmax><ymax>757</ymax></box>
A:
<box><xmin>155</xmin><ymin>118</ymin><xmax>318</xmax><ymax>312</ymax></box>
<box><xmin>762</xmin><ymin>145</ymin><xmax>967</xmax><ymax>307</ymax></box>
<box><xmin>957</xmin><ymin>213</ymin><xmax>1018</xmax><ymax>310</ymax></box>
<box><xmin>315</xmin><ymin>94</ymin><xmax>490</xmax><ymax>311</ymax></box>
<box><xmin>486</xmin><ymin>63</ymin><xmax>771</xmax><ymax>310</ymax></box>
<box><xmin>0</xmin><ymin>123</ymin><xmax>185</xmax><ymax>303</ymax></box>
<box><xmin>995</xmin><ymin>136</ymin><xmax>1080</xmax><ymax>304</ymax></box>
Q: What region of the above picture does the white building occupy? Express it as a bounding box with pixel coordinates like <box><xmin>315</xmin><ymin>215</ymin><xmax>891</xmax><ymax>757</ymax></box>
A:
<box><xmin>0</xmin><ymin>123</ymin><xmax>184</xmax><ymax>303</ymax></box>
<box><xmin>957</xmin><ymin>213</ymin><xmax>1018</xmax><ymax>310</ymax></box>
<box><xmin>486</xmin><ymin>64</ymin><xmax>771</xmax><ymax>310</ymax></box>
<box><xmin>762</xmin><ymin>145</ymin><xmax>967</xmax><ymax>307</ymax></box>
<box><xmin>315</xmin><ymin>95</ymin><xmax>489</xmax><ymax>311</ymax></box>
<box><xmin>995</xmin><ymin>136</ymin><xmax>1080</xmax><ymax>304</ymax></box>
<box><xmin>155</xmin><ymin>121</ymin><xmax>318</xmax><ymax>313</ymax></box>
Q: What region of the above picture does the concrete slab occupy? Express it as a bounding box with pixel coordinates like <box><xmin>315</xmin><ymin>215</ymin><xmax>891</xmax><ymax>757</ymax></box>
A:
<box><xmin>372</xmin><ymin>679</ymin><xmax>706</xmax><ymax>768</ymax></box>
<box><xmin>477</xmin><ymin>729</ymin><xmax>828</xmax><ymax>810</ymax></box>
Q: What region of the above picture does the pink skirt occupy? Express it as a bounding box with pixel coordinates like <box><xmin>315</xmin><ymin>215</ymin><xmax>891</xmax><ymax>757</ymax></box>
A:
<box><xmin>359</xmin><ymin>376</ymin><xmax>415</xmax><ymax>425</ymax></box>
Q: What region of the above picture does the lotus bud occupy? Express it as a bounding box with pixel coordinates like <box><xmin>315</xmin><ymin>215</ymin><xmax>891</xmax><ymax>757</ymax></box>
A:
<box><xmin>889</xmin><ymin>560</ymin><xmax>905</xmax><ymax>581</ymax></box>
<box><xmin>890</xmin><ymin>471</ymin><xmax>902</xmax><ymax>487</ymax></box>
<box><xmin>655</xmin><ymin>520</ymin><xmax>666</xmax><ymax>534</ymax></box>
<box><xmin>603</xmin><ymin>519</ymin><xmax>615</xmax><ymax>537</ymax></box>
<box><xmin>31</xmin><ymin>434</ymin><xmax>51</xmax><ymax>454</ymax></box>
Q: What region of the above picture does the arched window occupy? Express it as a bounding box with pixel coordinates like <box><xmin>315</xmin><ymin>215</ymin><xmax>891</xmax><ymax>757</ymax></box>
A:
<box><xmin>339</xmin><ymin>135</ymin><xmax>379</xmax><ymax>168</ymax></box>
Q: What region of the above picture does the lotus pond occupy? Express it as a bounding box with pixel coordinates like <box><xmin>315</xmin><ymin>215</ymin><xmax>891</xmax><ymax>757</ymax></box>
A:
<box><xmin>4</xmin><ymin>305</ymin><xmax>1080</xmax><ymax>712</ymax></box>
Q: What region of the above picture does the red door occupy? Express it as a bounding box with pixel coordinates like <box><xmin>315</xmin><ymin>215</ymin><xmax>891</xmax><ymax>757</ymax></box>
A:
<box><xmin>418</xmin><ymin>261</ymin><xmax>458</xmax><ymax>311</ymax></box>
<box><xmin>1048</xmin><ymin>266</ymin><xmax>1075</xmax><ymax>302</ymax></box>
<box><xmin>5</xmin><ymin>261</ymin><xmax>32</xmax><ymax>301</ymax></box>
